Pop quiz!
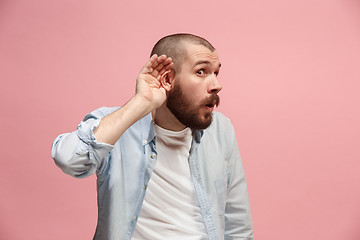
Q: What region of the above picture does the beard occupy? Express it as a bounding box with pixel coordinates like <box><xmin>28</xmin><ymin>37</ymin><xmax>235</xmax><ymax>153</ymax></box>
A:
<box><xmin>166</xmin><ymin>83</ymin><xmax>220</xmax><ymax>130</ymax></box>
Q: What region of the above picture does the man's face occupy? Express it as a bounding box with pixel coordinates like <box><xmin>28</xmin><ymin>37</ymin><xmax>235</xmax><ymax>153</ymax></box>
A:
<box><xmin>166</xmin><ymin>43</ymin><xmax>222</xmax><ymax>130</ymax></box>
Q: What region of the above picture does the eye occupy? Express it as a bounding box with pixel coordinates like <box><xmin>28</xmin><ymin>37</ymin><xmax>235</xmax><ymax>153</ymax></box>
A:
<box><xmin>196</xmin><ymin>69</ymin><xmax>205</xmax><ymax>76</ymax></box>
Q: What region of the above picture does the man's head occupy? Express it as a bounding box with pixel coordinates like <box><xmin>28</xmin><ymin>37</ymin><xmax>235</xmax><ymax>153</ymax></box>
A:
<box><xmin>152</xmin><ymin>34</ymin><xmax>222</xmax><ymax>130</ymax></box>
<box><xmin>151</xmin><ymin>33</ymin><xmax>215</xmax><ymax>75</ymax></box>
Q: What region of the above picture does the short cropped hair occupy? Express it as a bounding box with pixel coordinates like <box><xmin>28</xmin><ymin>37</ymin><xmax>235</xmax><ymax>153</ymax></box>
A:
<box><xmin>150</xmin><ymin>33</ymin><xmax>215</xmax><ymax>74</ymax></box>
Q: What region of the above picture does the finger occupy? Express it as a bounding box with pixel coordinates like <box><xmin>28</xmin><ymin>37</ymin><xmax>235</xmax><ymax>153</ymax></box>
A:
<box><xmin>152</xmin><ymin>54</ymin><xmax>170</xmax><ymax>69</ymax></box>
<box><xmin>150</xmin><ymin>54</ymin><xmax>165</xmax><ymax>70</ymax></box>
<box><xmin>158</xmin><ymin>61</ymin><xmax>174</xmax><ymax>75</ymax></box>
<box><xmin>156</xmin><ymin>57</ymin><xmax>173</xmax><ymax>75</ymax></box>
<box><xmin>150</xmin><ymin>69</ymin><xmax>159</xmax><ymax>77</ymax></box>
<box><xmin>156</xmin><ymin>55</ymin><xmax>167</xmax><ymax>63</ymax></box>
<box><xmin>141</xmin><ymin>55</ymin><xmax>172</xmax><ymax>77</ymax></box>
<box><xmin>162</xmin><ymin>57</ymin><xmax>173</xmax><ymax>66</ymax></box>
<box><xmin>150</xmin><ymin>56</ymin><xmax>169</xmax><ymax>77</ymax></box>
<box><xmin>140</xmin><ymin>54</ymin><xmax>158</xmax><ymax>74</ymax></box>
<box><xmin>159</xmin><ymin>61</ymin><xmax>174</xmax><ymax>75</ymax></box>
<box><xmin>141</xmin><ymin>55</ymin><xmax>163</xmax><ymax>77</ymax></box>
<box><xmin>166</xmin><ymin>61</ymin><xmax>174</xmax><ymax>70</ymax></box>
<box><xmin>154</xmin><ymin>62</ymin><xmax>164</xmax><ymax>73</ymax></box>
<box><xmin>157</xmin><ymin>57</ymin><xmax>172</xmax><ymax>69</ymax></box>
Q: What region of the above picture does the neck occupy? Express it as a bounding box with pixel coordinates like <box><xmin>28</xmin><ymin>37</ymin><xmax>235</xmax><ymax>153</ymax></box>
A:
<box><xmin>152</xmin><ymin>104</ymin><xmax>186</xmax><ymax>132</ymax></box>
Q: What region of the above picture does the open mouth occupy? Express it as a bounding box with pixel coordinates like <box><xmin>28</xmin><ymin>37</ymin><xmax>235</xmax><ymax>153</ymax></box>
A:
<box><xmin>205</xmin><ymin>103</ymin><xmax>214</xmax><ymax>108</ymax></box>
<box><xmin>205</xmin><ymin>101</ymin><xmax>217</xmax><ymax>110</ymax></box>
<box><xmin>203</xmin><ymin>95</ymin><xmax>219</xmax><ymax>110</ymax></box>
<box><xmin>206</xmin><ymin>99</ymin><xmax>218</xmax><ymax>108</ymax></box>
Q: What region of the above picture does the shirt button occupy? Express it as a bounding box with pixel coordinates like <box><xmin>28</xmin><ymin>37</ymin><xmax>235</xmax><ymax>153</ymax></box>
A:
<box><xmin>151</xmin><ymin>153</ymin><xmax>156</xmax><ymax>159</ymax></box>
<box><xmin>133</xmin><ymin>216</ymin><xmax>137</xmax><ymax>220</ymax></box>
<box><xmin>142</xmin><ymin>185</ymin><xmax>146</xmax><ymax>190</ymax></box>
<box><xmin>143</xmin><ymin>139</ymin><xmax>147</xmax><ymax>145</ymax></box>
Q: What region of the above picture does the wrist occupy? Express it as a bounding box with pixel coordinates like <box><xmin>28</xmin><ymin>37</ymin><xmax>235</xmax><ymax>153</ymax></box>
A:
<box><xmin>130</xmin><ymin>94</ymin><xmax>155</xmax><ymax>114</ymax></box>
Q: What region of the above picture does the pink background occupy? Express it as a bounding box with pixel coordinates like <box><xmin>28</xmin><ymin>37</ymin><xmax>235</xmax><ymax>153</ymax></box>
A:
<box><xmin>1</xmin><ymin>0</ymin><xmax>360</xmax><ymax>239</ymax></box>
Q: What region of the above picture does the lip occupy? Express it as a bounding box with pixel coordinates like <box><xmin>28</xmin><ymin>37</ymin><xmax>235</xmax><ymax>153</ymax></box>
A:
<box><xmin>207</xmin><ymin>106</ymin><xmax>214</xmax><ymax>111</ymax></box>
<box><xmin>203</xmin><ymin>95</ymin><xmax>219</xmax><ymax>112</ymax></box>
<box><xmin>204</xmin><ymin>104</ymin><xmax>214</xmax><ymax>111</ymax></box>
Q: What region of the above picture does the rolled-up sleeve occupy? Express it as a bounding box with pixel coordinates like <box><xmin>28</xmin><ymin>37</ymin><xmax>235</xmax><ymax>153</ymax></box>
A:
<box><xmin>51</xmin><ymin>108</ymin><xmax>115</xmax><ymax>178</ymax></box>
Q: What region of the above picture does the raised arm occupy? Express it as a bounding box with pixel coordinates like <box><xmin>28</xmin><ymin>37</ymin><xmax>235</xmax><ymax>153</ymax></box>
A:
<box><xmin>94</xmin><ymin>54</ymin><xmax>173</xmax><ymax>145</ymax></box>
<box><xmin>51</xmin><ymin>55</ymin><xmax>173</xmax><ymax>178</ymax></box>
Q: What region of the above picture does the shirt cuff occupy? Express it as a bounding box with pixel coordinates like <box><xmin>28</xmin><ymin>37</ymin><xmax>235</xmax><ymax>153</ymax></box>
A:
<box><xmin>76</xmin><ymin>117</ymin><xmax>114</xmax><ymax>150</ymax></box>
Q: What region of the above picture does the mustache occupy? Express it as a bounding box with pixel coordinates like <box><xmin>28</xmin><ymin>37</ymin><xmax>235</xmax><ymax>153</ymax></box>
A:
<box><xmin>203</xmin><ymin>94</ymin><xmax>220</xmax><ymax>107</ymax></box>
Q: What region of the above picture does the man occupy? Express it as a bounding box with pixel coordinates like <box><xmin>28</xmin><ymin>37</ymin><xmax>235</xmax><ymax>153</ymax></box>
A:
<box><xmin>52</xmin><ymin>33</ymin><xmax>253</xmax><ymax>240</ymax></box>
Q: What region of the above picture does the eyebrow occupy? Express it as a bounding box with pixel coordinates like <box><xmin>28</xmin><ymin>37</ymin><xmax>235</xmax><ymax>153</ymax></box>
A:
<box><xmin>194</xmin><ymin>60</ymin><xmax>221</xmax><ymax>69</ymax></box>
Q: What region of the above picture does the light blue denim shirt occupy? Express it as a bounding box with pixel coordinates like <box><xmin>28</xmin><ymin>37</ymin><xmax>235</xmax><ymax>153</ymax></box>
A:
<box><xmin>52</xmin><ymin>107</ymin><xmax>253</xmax><ymax>240</ymax></box>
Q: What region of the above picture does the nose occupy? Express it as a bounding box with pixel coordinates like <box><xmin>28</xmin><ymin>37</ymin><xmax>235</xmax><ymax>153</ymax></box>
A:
<box><xmin>208</xmin><ymin>75</ymin><xmax>222</xmax><ymax>94</ymax></box>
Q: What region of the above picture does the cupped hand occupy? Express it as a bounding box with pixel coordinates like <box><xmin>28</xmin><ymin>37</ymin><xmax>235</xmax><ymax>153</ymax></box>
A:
<box><xmin>136</xmin><ymin>54</ymin><xmax>174</xmax><ymax>110</ymax></box>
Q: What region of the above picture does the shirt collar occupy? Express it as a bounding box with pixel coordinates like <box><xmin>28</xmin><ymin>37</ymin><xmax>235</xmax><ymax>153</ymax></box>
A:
<box><xmin>193</xmin><ymin>129</ymin><xmax>204</xmax><ymax>143</ymax></box>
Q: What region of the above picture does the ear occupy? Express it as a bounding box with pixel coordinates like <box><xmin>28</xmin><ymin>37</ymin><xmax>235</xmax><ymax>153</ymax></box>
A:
<box><xmin>159</xmin><ymin>70</ymin><xmax>175</xmax><ymax>91</ymax></box>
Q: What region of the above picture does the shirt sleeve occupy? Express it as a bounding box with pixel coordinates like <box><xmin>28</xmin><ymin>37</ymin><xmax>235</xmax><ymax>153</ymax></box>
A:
<box><xmin>51</xmin><ymin>107</ymin><xmax>117</xmax><ymax>178</ymax></box>
<box><xmin>224</xmin><ymin>120</ymin><xmax>254</xmax><ymax>240</ymax></box>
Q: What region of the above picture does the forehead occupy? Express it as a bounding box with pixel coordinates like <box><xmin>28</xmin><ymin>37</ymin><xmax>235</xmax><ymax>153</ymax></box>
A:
<box><xmin>183</xmin><ymin>43</ymin><xmax>220</xmax><ymax>67</ymax></box>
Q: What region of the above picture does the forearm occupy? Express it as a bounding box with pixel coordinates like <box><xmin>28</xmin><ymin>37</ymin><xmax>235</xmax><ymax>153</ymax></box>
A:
<box><xmin>94</xmin><ymin>94</ymin><xmax>153</xmax><ymax>145</ymax></box>
<box><xmin>52</xmin><ymin>54</ymin><xmax>172</xmax><ymax>177</ymax></box>
<box><xmin>94</xmin><ymin>54</ymin><xmax>173</xmax><ymax>145</ymax></box>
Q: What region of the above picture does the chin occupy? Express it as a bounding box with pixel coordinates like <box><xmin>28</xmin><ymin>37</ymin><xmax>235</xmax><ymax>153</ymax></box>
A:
<box><xmin>188</xmin><ymin>114</ymin><xmax>213</xmax><ymax>130</ymax></box>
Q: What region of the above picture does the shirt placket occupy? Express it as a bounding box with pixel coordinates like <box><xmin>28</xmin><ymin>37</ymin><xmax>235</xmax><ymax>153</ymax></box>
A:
<box><xmin>127</xmin><ymin>138</ymin><xmax>158</xmax><ymax>239</ymax></box>
<box><xmin>188</xmin><ymin>138</ymin><xmax>218</xmax><ymax>240</ymax></box>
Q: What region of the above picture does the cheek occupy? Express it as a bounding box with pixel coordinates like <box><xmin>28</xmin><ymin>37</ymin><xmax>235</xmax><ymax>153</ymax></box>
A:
<box><xmin>189</xmin><ymin>89</ymin><xmax>205</xmax><ymax>103</ymax></box>
<box><xmin>183</xmin><ymin>89</ymin><xmax>201</xmax><ymax>104</ymax></box>
<box><xmin>177</xmin><ymin>75</ymin><xmax>206</xmax><ymax>102</ymax></box>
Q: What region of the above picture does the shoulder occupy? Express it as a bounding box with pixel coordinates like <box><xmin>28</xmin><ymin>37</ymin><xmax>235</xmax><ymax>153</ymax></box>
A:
<box><xmin>200</xmin><ymin>111</ymin><xmax>236</xmax><ymax>146</ymax></box>
<box><xmin>199</xmin><ymin>112</ymin><xmax>238</xmax><ymax>160</ymax></box>
<box><xmin>83</xmin><ymin>106</ymin><xmax>120</xmax><ymax>121</ymax></box>
<box><xmin>212</xmin><ymin>111</ymin><xmax>231</xmax><ymax>124</ymax></box>
<box><xmin>208</xmin><ymin>111</ymin><xmax>234</xmax><ymax>133</ymax></box>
